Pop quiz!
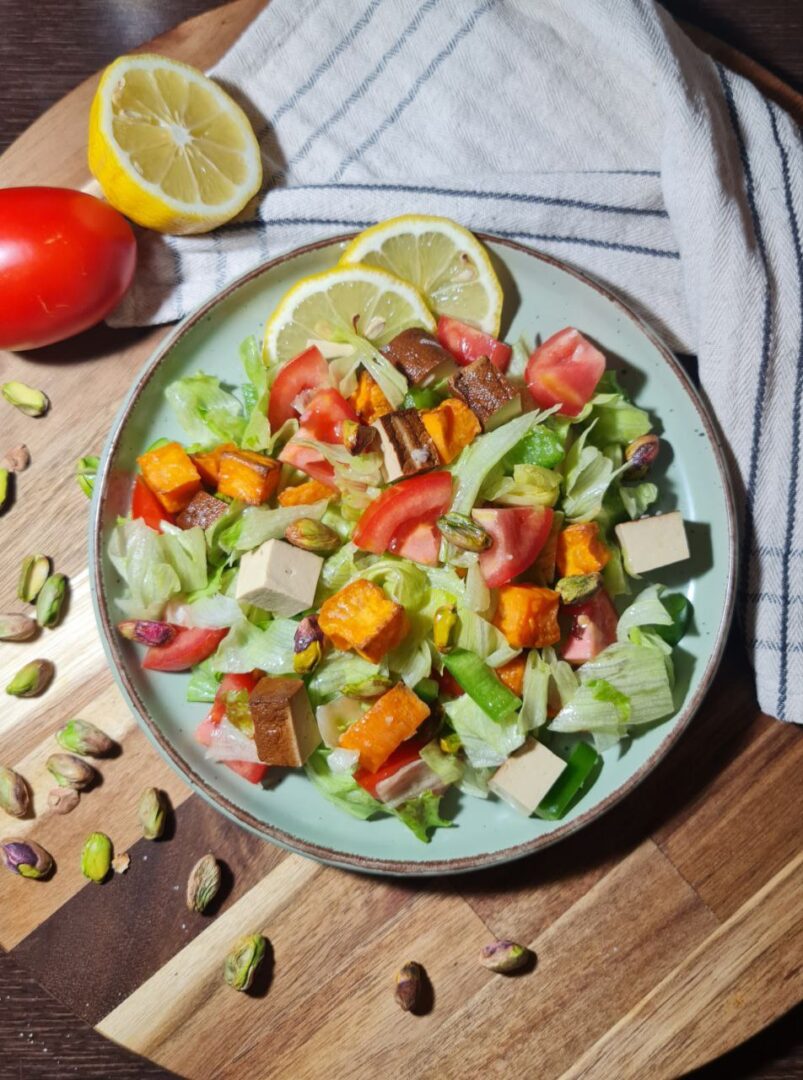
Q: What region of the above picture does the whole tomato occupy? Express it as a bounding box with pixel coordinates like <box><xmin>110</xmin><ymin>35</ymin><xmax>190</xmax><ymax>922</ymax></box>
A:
<box><xmin>0</xmin><ymin>187</ymin><xmax>136</xmax><ymax>350</ymax></box>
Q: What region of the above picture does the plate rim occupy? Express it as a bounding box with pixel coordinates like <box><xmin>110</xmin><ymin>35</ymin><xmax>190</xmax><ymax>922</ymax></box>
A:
<box><xmin>89</xmin><ymin>231</ymin><xmax>738</xmax><ymax>876</ymax></box>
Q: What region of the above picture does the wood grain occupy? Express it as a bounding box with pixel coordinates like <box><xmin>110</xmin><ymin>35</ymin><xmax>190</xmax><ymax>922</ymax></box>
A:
<box><xmin>0</xmin><ymin>2</ymin><xmax>802</xmax><ymax>1079</ymax></box>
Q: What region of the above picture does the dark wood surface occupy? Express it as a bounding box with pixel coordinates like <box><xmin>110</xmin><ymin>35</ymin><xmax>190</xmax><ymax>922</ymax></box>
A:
<box><xmin>0</xmin><ymin>2</ymin><xmax>801</xmax><ymax>1078</ymax></box>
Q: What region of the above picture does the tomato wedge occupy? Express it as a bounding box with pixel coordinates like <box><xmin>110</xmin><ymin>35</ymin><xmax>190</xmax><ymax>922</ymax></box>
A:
<box><xmin>355</xmin><ymin>733</ymin><xmax>430</xmax><ymax>798</ymax></box>
<box><xmin>388</xmin><ymin>520</ymin><xmax>441</xmax><ymax>566</ymax></box>
<box><xmin>194</xmin><ymin>703</ymin><xmax>268</xmax><ymax>786</ymax></box>
<box><xmin>437</xmin><ymin>315</ymin><xmax>512</xmax><ymax>372</ymax></box>
<box><xmin>268</xmin><ymin>346</ymin><xmax>329</xmax><ymax>430</ymax></box>
<box><xmin>132</xmin><ymin>476</ymin><xmax>175</xmax><ymax>532</ymax></box>
<box><xmin>561</xmin><ymin>589</ymin><xmax>618</xmax><ymax>664</ymax></box>
<box><xmin>525</xmin><ymin>327</ymin><xmax>605</xmax><ymax>417</ymax></box>
<box><xmin>209</xmin><ymin>672</ymin><xmax>263</xmax><ymax>724</ymax></box>
<box><xmin>353</xmin><ymin>472</ymin><xmax>452</xmax><ymax>555</ymax></box>
<box><xmin>472</xmin><ymin>506</ymin><xmax>554</xmax><ymax>588</ymax></box>
<box><xmin>142</xmin><ymin>626</ymin><xmax>228</xmax><ymax>672</ymax></box>
<box><xmin>279</xmin><ymin>387</ymin><xmax>357</xmax><ymax>485</ymax></box>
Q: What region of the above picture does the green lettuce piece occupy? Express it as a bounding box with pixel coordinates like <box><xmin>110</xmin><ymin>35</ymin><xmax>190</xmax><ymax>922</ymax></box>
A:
<box><xmin>308</xmin><ymin>652</ymin><xmax>383</xmax><ymax>702</ymax></box>
<box><xmin>502</xmin><ymin>425</ymin><xmax>565</xmax><ymax>469</ymax></box>
<box><xmin>240</xmin><ymin>336</ymin><xmax>271</xmax><ymax>451</ymax></box>
<box><xmin>235</xmin><ymin>499</ymin><xmax>329</xmax><ymax>552</ymax></box>
<box><xmin>561</xmin><ymin>421</ymin><xmax>627</xmax><ymax>522</ymax></box>
<box><xmin>458</xmin><ymin>762</ymin><xmax>495</xmax><ymax>799</ymax></box>
<box><xmin>602</xmin><ymin>540</ymin><xmax>630</xmax><ymax>597</ymax></box>
<box><xmin>520</xmin><ymin>649</ymin><xmax>550</xmax><ymax>731</ymax></box>
<box><xmin>392</xmin><ymin>791</ymin><xmax>453</xmax><ymax>843</ymax></box>
<box><xmin>419</xmin><ymin>741</ymin><xmax>464</xmax><ymax>786</ymax></box>
<box><xmin>456</xmin><ymin>606</ymin><xmax>519</xmax><ymax>668</ymax></box>
<box><xmin>165</xmin><ymin>373</ymin><xmax>246</xmax><ymax>445</ymax></box>
<box><xmin>586</xmin><ymin>678</ymin><xmax>631</xmax><ymax>723</ymax></box>
<box><xmin>587</xmin><ymin>398</ymin><xmax>651</xmax><ymax>447</ymax></box>
<box><xmin>388</xmin><ymin>633</ymin><xmax>432</xmax><ymax>688</ymax></box>
<box><xmin>482</xmin><ymin>463</ymin><xmax>560</xmax><ymax>507</ymax></box>
<box><xmin>210</xmin><ymin>617</ymin><xmax>297</xmax><ymax>675</ymax></box>
<box><xmin>318</xmin><ymin>541</ymin><xmax>362</xmax><ymax>595</ymax></box>
<box><xmin>186</xmin><ymin>659</ymin><xmax>221</xmax><ymax>703</ymax></box>
<box><xmin>615</xmin><ymin>583</ymin><xmax>673</xmax><ymax>642</ymax></box>
<box><xmin>357</xmin><ymin>556</ymin><xmax>429</xmax><ymax>610</ymax></box>
<box><xmin>444</xmin><ymin>694</ymin><xmax>525</xmax><ymax>768</ymax></box>
<box><xmin>109</xmin><ymin>519</ymin><xmax>207</xmax><ymax>620</ymax></box>
<box><xmin>305</xmin><ymin>748</ymin><xmax>383</xmax><ymax>820</ymax></box>
<box><xmin>205</xmin><ymin>502</ymin><xmax>245</xmax><ymax>562</ymax></box>
<box><xmin>619</xmin><ymin>482</ymin><xmax>659</xmax><ymax>520</ymax></box>
<box><xmin>542</xmin><ymin>646</ymin><xmax>579</xmax><ymax>711</ymax></box>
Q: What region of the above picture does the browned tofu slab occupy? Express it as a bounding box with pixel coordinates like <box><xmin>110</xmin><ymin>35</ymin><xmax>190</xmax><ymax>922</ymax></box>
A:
<box><xmin>250</xmin><ymin>676</ymin><xmax>320</xmax><ymax>767</ymax></box>
<box><xmin>176</xmin><ymin>490</ymin><xmax>229</xmax><ymax>530</ymax></box>
<box><xmin>381</xmin><ymin>327</ymin><xmax>455</xmax><ymax>385</ymax></box>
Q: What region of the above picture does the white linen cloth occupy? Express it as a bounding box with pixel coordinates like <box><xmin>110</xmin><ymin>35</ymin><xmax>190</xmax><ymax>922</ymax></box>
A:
<box><xmin>111</xmin><ymin>0</ymin><xmax>803</xmax><ymax>723</ymax></box>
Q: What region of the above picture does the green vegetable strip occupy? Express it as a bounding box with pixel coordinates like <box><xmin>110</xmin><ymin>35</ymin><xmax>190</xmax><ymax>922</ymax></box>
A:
<box><xmin>535</xmin><ymin>742</ymin><xmax>600</xmax><ymax>820</ymax></box>
<box><xmin>403</xmin><ymin>387</ymin><xmax>442</xmax><ymax>410</ymax></box>
<box><xmin>442</xmin><ymin>648</ymin><xmax>521</xmax><ymax>723</ymax></box>
<box><xmin>413</xmin><ymin>677</ymin><xmax>440</xmax><ymax>704</ymax></box>
<box><xmin>652</xmin><ymin>594</ymin><xmax>693</xmax><ymax>647</ymax></box>
<box><xmin>502</xmin><ymin>425</ymin><xmax>565</xmax><ymax>469</ymax></box>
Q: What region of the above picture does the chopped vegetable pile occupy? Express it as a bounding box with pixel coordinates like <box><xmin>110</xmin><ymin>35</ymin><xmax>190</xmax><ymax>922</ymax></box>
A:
<box><xmin>109</xmin><ymin>216</ymin><xmax>693</xmax><ymax>843</ymax></box>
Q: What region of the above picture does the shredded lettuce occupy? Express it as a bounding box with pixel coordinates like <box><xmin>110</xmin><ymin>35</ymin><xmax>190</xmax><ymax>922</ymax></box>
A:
<box><xmin>561</xmin><ymin>420</ymin><xmax>627</xmax><ymax>523</ymax></box>
<box><xmin>294</xmin><ymin>437</ymin><xmax>384</xmax><ymax>490</ymax></box>
<box><xmin>205</xmin><ymin>502</ymin><xmax>245</xmax><ymax>562</ymax></box>
<box><xmin>357</xmin><ymin>556</ymin><xmax>429</xmax><ymax>610</ymax></box>
<box><xmin>308</xmin><ymin>652</ymin><xmax>383</xmax><ymax>701</ymax></box>
<box><xmin>585</xmin><ymin>372</ymin><xmax>651</xmax><ymax>447</ymax></box>
<box><xmin>456</xmin><ymin>606</ymin><xmax>519</xmax><ymax>668</ymax></box>
<box><xmin>234</xmin><ymin>499</ymin><xmax>329</xmax><ymax>553</ymax></box>
<box><xmin>542</xmin><ymin>646</ymin><xmax>579</xmax><ymax>711</ymax></box>
<box><xmin>239</xmin><ymin>336</ymin><xmax>271</xmax><ymax>451</ymax></box>
<box><xmin>209</xmin><ymin>616</ymin><xmax>297</xmax><ymax>674</ymax></box>
<box><xmin>168</xmin><ymin>591</ymin><xmax>242</xmax><ymax>628</ymax></box>
<box><xmin>458</xmin><ymin>762</ymin><xmax>495</xmax><ymax>799</ymax></box>
<box><xmin>444</xmin><ymin>694</ymin><xmax>525</xmax><ymax>768</ymax></box>
<box><xmin>388</xmin><ymin>633</ymin><xmax>432</xmax><ymax>687</ymax></box>
<box><xmin>420</xmin><ymin>741</ymin><xmax>464</xmax><ymax>786</ymax></box>
<box><xmin>165</xmin><ymin>373</ymin><xmax>246</xmax><ymax>446</ymax></box>
<box><xmin>319</xmin><ymin>541</ymin><xmax>362</xmax><ymax>595</ymax></box>
<box><xmin>109</xmin><ymin>519</ymin><xmax>208</xmax><ymax>619</ymax></box>
<box><xmin>186</xmin><ymin>659</ymin><xmax>221</xmax><ymax>703</ymax></box>
<box><xmin>464</xmin><ymin>559</ymin><xmax>492</xmax><ymax>616</ymax></box>
<box><xmin>392</xmin><ymin>790</ymin><xmax>453</xmax><ymax>843</ymax></box>
<box><xmin>482</xmin><ymin>463</ymin><xmax>561</xmax><ymax>507</ymax></box>
<box><xmin>620</xmin><ymin>481</ymin><xmax>659</xmax><ymax>520</ymax></box>
<box><xmin>305</xmin><ymin>747</ymin><xmax>382</xmax><ymax>820</ymax></box>
<box><xmin>520</xmin><ymin>649</ymin><xmax>550</xmax><ymax>731</ymax></box>
<box><xmin>616</xmin><ymin>584</ymin><xmax>673</xmax><ymax>642</ymax></box>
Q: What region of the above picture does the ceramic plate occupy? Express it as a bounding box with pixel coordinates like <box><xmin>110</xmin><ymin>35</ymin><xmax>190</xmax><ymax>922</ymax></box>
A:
<box><xmin>90</xmin><ymin>234</ymin><xmax>737</xmax><ymax>875</ymax></box>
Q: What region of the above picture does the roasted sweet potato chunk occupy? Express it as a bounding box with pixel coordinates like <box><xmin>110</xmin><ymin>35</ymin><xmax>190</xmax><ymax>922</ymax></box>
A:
<box><xmin>493</xmin><ymin>585</ymin><xmax>560</xmax><ymax>649</ymax></box>
<box><xmin>339</xmin><ymin>682</ymin><xmax>430</xmax><ymax>772</ymax></box>
<box><xmin>318</xmin><ymin>578</ymin><xmax>409</xmax><ymax>663</ymax></box>
<box><xmin>137</xmin><ymin>441</ymin><xmax>201</xmax><ymax>515</ymax></box>
<box><xmin>555</xmin><ymin>522</ymin><xmax>610</xmax><ymax>578</ymax></box>
<box><xmin>217</xmin><ymin>450</ymin><xmax>280</xmax><ymax>505</ymax></box>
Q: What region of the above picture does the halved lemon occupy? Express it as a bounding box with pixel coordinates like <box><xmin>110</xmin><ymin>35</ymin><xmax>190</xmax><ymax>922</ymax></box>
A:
<box><xmin>88</xmin><ymin>54</ymin><xmax>262</xmax><ymax>235</ymax></box>
<box><xmin>339</xmin><ymin>214</ymin><xmax>503</xmax><ymax>337</ymax></box>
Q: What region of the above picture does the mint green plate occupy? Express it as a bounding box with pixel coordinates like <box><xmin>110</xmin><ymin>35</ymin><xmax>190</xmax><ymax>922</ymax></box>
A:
<box><xmin>90</xmin><ymin>234</ymin><xmax>736</xmax><ymax>875</ymax></box>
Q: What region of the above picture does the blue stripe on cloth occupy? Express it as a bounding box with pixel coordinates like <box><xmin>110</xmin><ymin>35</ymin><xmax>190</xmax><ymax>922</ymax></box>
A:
<box><xmin>750</xmin><ymin>641</ymin><xmax>803</xmax><ymax>653</ymax></box>
<box><xmin>767</xmin><ymin>101</ymin><xmax>803</xmax><ymax>716</ymax></box>
<box><xmin>716</xmin><ymin>64</ymin><xmax>774</xmax><ymax>624</ymax></box>
<box><xmin>285</xmin><ymin>180</ymin><xmax>669</xmax><ymax>218</ymax></box>
<box><xmin>271</xmin><ymin>0</ymin><xmax>442</xmax><ymax>185</ymax></box>
<box><xmin>755</xmin><ymin>546</ymin><xmax>803</xmax><ymax>557</ymax></box>
<box><xmin>331</xmin><ymin>0</ymin><xmax>498</xmax><ymax>181</ymax></box>
<box><xmin>271</xmin><ymin>0</ymin><xmax>385</xmax><ymax>127</ymax></box>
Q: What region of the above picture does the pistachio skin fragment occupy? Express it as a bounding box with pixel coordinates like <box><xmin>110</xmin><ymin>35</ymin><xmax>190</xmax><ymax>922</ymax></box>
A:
<box><xmin>394</xmin><ymin>961</ymin><xmax>424</xmax><ymax>1012</ymax></box>
<box><xmin>6</xmin><ymin>659</ymin><xmax>54</xmax><ymax>698</ymax></box>
<box><xmin>36</xmin><ymin>573</ymin><xmax>68</xmax><ymax>629</ymax></box>
<box><xmin>112</xmin><ymin>852</ymin><xmax>131</xmax><ymax>874</ymax></box>
<box><xmin>46</xmin><ymin>753</ymin><xmax>96</xmax><ymax>791</ymax></box>
<box><xmin>81</xmin><ymin>832</ymin><xmax>113</xmax><ymax>883</ymax></box>
<box><xmin>0</xmin><ymin>613</ymin><xmax>37</xmax><ymax>642</ymax></box>
<box><xmin>340</xmin><ymin>675</ymin><xmax>393</xmax><ymax>699</ymax></box>
<box><xmin>284</xmin><ymin>518</ymin><xmax>341</xmax><ymax>554</ymax></box>
<box><xmin>0</xmin><ymin>468</ymin><xmax>9</xmax><ymax>513</ymax></box>
<box><xmin>2</xmin><ymin>381</ymin><xmax>49</xmax><ymax>418</ymax></box>
<box><xmin>555</xmin><ymin>572</ymin><xmax>603</xmax><ymax>606</ymax></box>
<box><xmin>293</xmin><ymin>616</ymin><xmax>324</xmax><ymax>674</ymax></box>
<box><xmin>0</xmin><ymin>765</ymin><xmax>31</xmax><ymax>818</ymax></box>
<box><xmin>56</xmin><ymin>719</ymin><xmax>115</xmax><ymax>757</ymax></box>
<box><xmin>17</xmin><ymin>554</ymin><xmax>50</xmax><ymax>604</ymax></box>
<box><xmin>433</xmin><ymin>605</ymin><xmax>459</xmax><ymax>654</ymax></box>
<box><xmin>76</xmin><ymin>455</ymin><xmax>99</xmax><ymax>498</ymax></box>
<box><xmin>224</xmin><ymin>934</ymin><xmax>267</xmax><ymax>991</ymax></box>
<box><xmin>138</xmin><ymin>787</ymin><xmax>168</xmax><ymax>840</ymax></box>
<box><xmin>48</xmin><ymin>787</ymin><xmax>80</xmax><ymax>815</ymax></box>
<box><xmin>479</xmin><ymin>939</ymin><xmax>532</xmax><ymax>974</ymax></box>
<box><xmin>186</xmin><ymin>853</ymin><xmax>222</xmax><ymax>913</ymax></box>
<box><xmin>624</xmin><ymin>434</ymin><xmax>660</xmax><ymax>479</ymax></box>
<box><xmin>3</xmin><ymin>445</ymin><xmax>30</xmax><ymax>473</ymax></box>
<box><xmin>117</xmin><ymin>620</ymin><xmax>177</xmax><ymax>646</ymax></box>
<box><xmin>1</xmin><ymin>838</ymin><xmax>53</xmax><ymax>879</ymax></box>
<box><xmin>437</xmin><ymin>512</ymin><xmax>492</xmax><ymax>552</ymax></box>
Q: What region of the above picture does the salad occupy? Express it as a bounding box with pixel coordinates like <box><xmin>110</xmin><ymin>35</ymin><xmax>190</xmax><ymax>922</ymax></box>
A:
<box><xmin>109</xmin><ymin>215</ymin><xmax>692</xmax><ymax>843</ymax></box>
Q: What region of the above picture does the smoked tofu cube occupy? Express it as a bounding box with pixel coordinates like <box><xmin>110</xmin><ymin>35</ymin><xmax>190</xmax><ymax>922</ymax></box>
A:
<box><xmin>217</xmin><ymin>449</ymin><xmax>280</xmax><ymax>505</ymax></box>
<box><xmin>250</xmin><ymin>676</ymin><xmax>320</xmax><ymax>766</ymax></box>
<box><xmin>372</xmin><ymin>409</ymin><xmax>440</xmax><ymax>482</ymax></box>
<box><xmin>381</xmin><ymin>327</ymin><xmax>455</xmax><ymax>385</ymax></box>
<box><xmin>176</xmin><ymin>490</ymin><xmax>229</xmax><ymax>530</ymax></box>
<box><xmin>449</xmin><ymin>356</ymin><xmax>521</xmax><ymax>431</ymax></box>
<box><xmin>318</xmin><ymin>578</ymin><xmax>409</xmax><ymax>663</ymax></box>
<box><xmin>235</xmin><ymin>538</ymin><xmax>322</xmax><ymax>616</ymax></box>
<box><xmin>489</xmin><ymin>738</ymin><xmax>567</xmax><ymax>816</ymax></box>
<box><xmin>615</xmin><ymin>511</ymin><xmax>690</xmax><ymax>575</ymax></box>
<box><xmin>137</xmin><ymin>441</ymin><xmax>201</xmax><ymax>514</ymax></box>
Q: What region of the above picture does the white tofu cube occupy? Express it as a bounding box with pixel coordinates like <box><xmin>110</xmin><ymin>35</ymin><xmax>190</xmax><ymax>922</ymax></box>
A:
<box><xmin>614</xmin><ymin>510</ymin><xmax>690</xmax><ymax>575</ymax></box>
<box><xmin>235</xmin><ymin>538</ymin><xmax>322</xmax><ymax>616</ymax></box>
<box><xmin>489</xmin><ymin>738</ymin><xmax>567</xmax><ymax>817</ymax></box>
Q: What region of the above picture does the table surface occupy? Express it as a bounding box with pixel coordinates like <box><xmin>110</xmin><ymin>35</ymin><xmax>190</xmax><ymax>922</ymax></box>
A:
<box><xmin>0</xmin><ymin>2</ymin><xmax>802</xmax><ymax>1078</ymax></box>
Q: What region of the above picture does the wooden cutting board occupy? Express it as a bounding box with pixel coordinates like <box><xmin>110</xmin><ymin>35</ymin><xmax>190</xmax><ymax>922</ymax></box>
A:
<box><xmin>1</xmin><ymin>3</ymin><xmax>801</xmax><ymax>1077</ymax></box>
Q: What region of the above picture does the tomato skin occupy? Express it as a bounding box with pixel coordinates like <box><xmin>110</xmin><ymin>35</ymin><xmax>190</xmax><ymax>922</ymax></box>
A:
<box><xmin>355</xmin><ymin>734</ymin><xmax>429</xmax><ymax>798</ymax></box>
<box><xmin>353</xmin><ymin>472</ymin><xmax>453</xmax><ymax>555</ymax></box>
<box><xmin>224</xmin><ymin>760</ymin><xmax>269</xmax><ymax>784</ymax></box>
<box><xmin>472</xmin><ymin>506</ymin><xmax>554</xmax><ymax>588</ymax></box>
<box><xmin>268</xmin><ymin>346</ymin><xmax>329</xmax><ymax>431</ymax></box>
<box><xmin>132</xmin><ymin>476</ymin><xmax>175</xmax><ymax>532</ymax></box>
<box><xmin>279</xmin><ymin>388</ymin><xmax>356</xmax><ymax>484</ymax></box>
<box><xmin>525</xmin><ymin>327</ymin><xmax>605</xmax><ymax>417</ymax></box>
<box><xmin>561</xmin><ymin>589</ymin><xmax>619</xmax><ymax>664</ymax></box>
<box><xmin>194</xmin><ymin>699</ymin><xmax>268</xmax><ymax>786</ymax></box>
<box><xmin>142</xmin><ymin>626</ymin><xmax>227</xmax><ymax>672</ymax></box>
<box><xmin>209</xmin><ymin>672</ymin><xmax>263</xmax><ymax>724</ymax></box>
<box><xmin>0</xmin><ymin>187</ymin><xmax>136</xmax><ymax>350</ymax></box>
<box><xmin>437</xmin><ymin>316</ymin><xmax>512</xmax><ymax>372</ymax></box>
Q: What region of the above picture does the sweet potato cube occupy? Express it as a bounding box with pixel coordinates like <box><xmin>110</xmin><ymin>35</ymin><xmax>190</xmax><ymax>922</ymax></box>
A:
<box><xmin>318</xmin><ymin>578</ymin><xmax>409</xmax><ymax>663</ymax></box>
<box><xmin>277</xmin><ymin>478</ymin><xmax>334</xmax><ymax>507</ymax></box>
<box><xmin>339</xmin><ymin>682</ymin><xmax>430</xmax><ymax>772</ymax></box>
<box><xmin>493</xmin><ymin>585</ymin><xmax>560</xmax><ymax>648</ymax></box>
<box><xmin>250</xmin><ymin>676</ymin><xmax>320</xmax><ymax>767</ymax></box>
<box><xmin>176</xmin><ymin>490</ymin><xmax>228</xmax><ymax>530</ymax></box>
<box><xmin>495</xmin><ymin>653</ymin><xmax>527</xmax><ymax>696</ymax></box>
<box><xmin>137</xmin><ymin>441</ymin><xmax>201</xmax><ymax>514</ymax></box>
<box><xmin>191</xmin><ymin>442</ymin><xmax>237</xmax><ymax>487</ymax></box>
<box><xmin>555</xmin><ymin>522</ymin><xmax>610</xmax><ymax>578</ymax></box>
<box><xmin>421</xmin><ymin>397</ymin><xmax>481</xmax><ymax>464</ymax></box>
<box><xmin>217</xmin><ymin>449</ymin><xmax>280</xmax><ymax>505</ymax></box>
<box><xmin>350</xmin><ymin>370</ymin><xmax>393</xmax><ymax>424</ymax></box>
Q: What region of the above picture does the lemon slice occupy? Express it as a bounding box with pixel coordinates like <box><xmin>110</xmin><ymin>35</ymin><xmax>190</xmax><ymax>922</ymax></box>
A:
<box><xmin>88</xmin><ymin>54</ymin><xmax>262</xmax><ymax>235</ymax></box>
<box><xmin>339</xmin><ymin>214</ymin><xmax>503</xmax><ymax>337</ymax></box>
<box><xmin>264</xmin><ymin>266</ymin><xmax>436</xmax><ymax>407</ymax></box>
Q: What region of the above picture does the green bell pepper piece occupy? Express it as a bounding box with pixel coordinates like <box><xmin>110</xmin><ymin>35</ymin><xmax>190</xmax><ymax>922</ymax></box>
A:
<box><xmin>413</xmin><ymin>677</ymin><xmax>439</xmax><ymax>705</ymax></box>
<box><xmin>535</xmin><ymin>742</ymin><xmax>600</xmax><ymax>820</ymax></box>
<box><xmin>502</xmin><ymin>425</ymin><xmax>565</xmax><ymax>470</ymax></box>
<box><xmin>652</xmin><ymin>594</ymin><xmax>693</xmax><ymax>647</ymax></box>
<box><xmin>402</xmin><ymin>387</ymin><xmax>443</xmax><ymax>410</ymax></box>
<box><xmin>442</xmin><ymin>648</ymin><xmax>521</xmax><ymax>722</ymax></box>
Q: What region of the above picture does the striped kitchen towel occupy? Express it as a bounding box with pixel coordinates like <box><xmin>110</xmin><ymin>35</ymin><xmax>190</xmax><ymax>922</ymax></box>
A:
<box><xmin>111</xmin><ymin>0</ymin><xmax>803</xmax><ymax>723</ymax></box>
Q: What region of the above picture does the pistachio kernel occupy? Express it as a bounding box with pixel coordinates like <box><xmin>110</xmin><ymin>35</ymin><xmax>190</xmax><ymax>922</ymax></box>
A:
<box><xmin>555</xmin><ymin>572</ymin><xmax>603</xmax><ymax>606</ymax></box>
<box><xmin>6</xmin><ymin>659</ymin><xmax>54</xmax><ymax>698</ymax></box>
<box><xmin>284</xmin><ymin>518</ymin><xmax>341</xmax><ymax>554</ymax></box>
<box><xmin>2</xmin><ymin>381</ymin><xmax>49</xmax><ymax>417</ymax></box>
<box><xmin>1</xmin><ymin>838</ymin><xmax>53</xmax><ymax>879</ymax></box>
<box><xmin>224</xmin><ymin>934</ymin><xmax>268</xmax><ymax>992</ymax></box>
<box><xmin>394</xmin><ymin>961</ymin><xmax>424</xmax><ymax>1012</ymax></box>
<box><xmin>81</xmin><ymin>832</ymin><xmax>113</xmax><ymax>883</ymax></box>
<box><xmin>436</xmin><ymin>512</ymin><xmax>492</xmax><ymax>553</ymax></box>
<box><xmin>36</xmin><ymin>574</ymin><xmax>68</xmax><ymax>629</ymax></box>
<box><xmin>46</xmin><ymin>753</ymin><xmax>96</xmax><ymax>791</ymax></box>
<box><xmin>0</xmin><ymin>613</ymin><xmax>37</xmax><ymax>642</ymax></box>
<box><xmin>479</xmin><ymin>939</ymin><xmax>532</xmax><ymax>974</ymax></box>
<box><xmin>0</xmin><ymin>766</ymin><xmax>31</xmax><ymax>819</ymax></box>
<box><xmin>624</xmin><ymin>434</ymin><xmax>660</xmax><ymax>479</ymax></box>
<box><xmin>186</xmin><ymin>853</ymin><xmax>222</xmax><ymax>913</ymax></box>
<box><xmin>17</xmin><ymin>554</ymin><xmax>50</xmax><ymax>604</ymax></box>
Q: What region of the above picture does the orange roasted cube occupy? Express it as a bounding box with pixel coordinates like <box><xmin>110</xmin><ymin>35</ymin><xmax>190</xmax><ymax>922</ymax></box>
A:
<box><xmin>137</xmin><ymin>441</ymin><xmax>201</xmax><ymax>514</ymax></box>
<box><xmin>421</xmin><ymin>397</ymin><xmax>481</xmax><ymax>464</ymax></box>
<box><xmin>350</xmin><ymin>370</ymin><xmax>393</xmax><ymax>424</ymax></box>
<box><xmin>318</xmin><ymin>578</ymin><xmax>409</xmax><ymax>663</ymax></box>
<box><xmin>217</xmin><ymin>450</ymin><xmax>280</xmax><ymax>505</ymax></box>
<box><xmin>493</xmin><ymin>585</ymin><xmax>560</xmax><ymax>648</ymax></box>
<box><xmin>555</xmin><ymin>522</ymin><xmax>610</xmax><ymax>578</ymax></box>
<box><xmin>339</xmin><ymin>682</ymin><xmax>430</xmax><ymax>772</ymax></box>
<box><xmin>191</xmin><ymin>442</ymin><xmax>237</xmax><ymax>487</ymax></box>
<box><xmin>277</xmin><ymin>478</ymin><xmax>334</xmax><ymax>507</ymax></box>
<box><xmin>495</xmin><ymin>653</ymin><xmax>527</xmax><ymax>696</ymax></box>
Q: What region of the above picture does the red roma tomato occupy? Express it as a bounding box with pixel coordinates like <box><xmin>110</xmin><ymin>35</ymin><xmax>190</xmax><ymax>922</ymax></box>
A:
<box><xmin>355</xmin><ymin>734</ymin><xmax>429</xmax><ymax>798</ymax></box>
<box><xmin>561</xmin><ymin>589</ymin><xmax>618</xmax><ymax>664</ymax></box>
<box><xmin>389</xmin><ymin>520</ymin><xmax>441</xmax><ymax>566</ymax></box>
<box><xmin>194</xmin><ymin>710</ymin><xmax>268</xmax><ymax>785</ymax></box>
<box><xmin>267</xmin><ymin>346</ymin><xmax>329</xmax><ymax>431</ymax></box>
<box><xmin>142</xmin><ymin>626</ymin><xmax>228</xmax><ymax>672</ymax></box>
<box><xmin>0</xmin><ymin>187</ymin><xmax>136</xmax><ymax>350</ymax></box>
<box><xmin>525</xmin><ymin>328</ymin><xmax>605</xmax><ymax>416</ymax></box>
<box><xmin>131</xmin><ymin>476</ymin><xmax>175</xmax><ymax>532</ymax></box>
<box><xmin>437</xmin><ymin>316</ymin><xmax>512</xmax><ymax>372</ymax></box>
<box><xmin>353</xmin><ymin>472</ymin><xmax>453</xmax><ymax>555</ymax></box>
<box><xmin>279</xmin><ymin>388</ymin><xmax>357</xmax><ymax>484</ymax></box>
<box><xmin>472</xmin><ymin>506</ymin><xmax>554</xmax><ymax>588</ymax></box>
